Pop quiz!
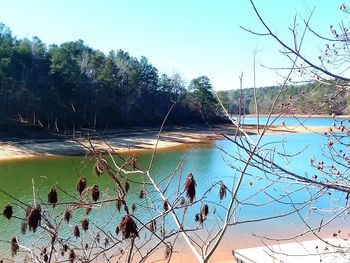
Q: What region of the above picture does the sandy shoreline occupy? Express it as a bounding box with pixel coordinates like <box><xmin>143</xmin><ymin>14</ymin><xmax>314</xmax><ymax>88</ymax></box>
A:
<box><xmin>0</xmin><ymin>124</ymin><xmax>330</xmax><ymax>162</ymax></box>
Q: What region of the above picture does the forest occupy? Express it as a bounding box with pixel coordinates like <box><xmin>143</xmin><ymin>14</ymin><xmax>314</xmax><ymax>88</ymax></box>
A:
<box><xmin>0</xmin><ymin>22</ymin><xmax>222</xmax><ymax>133</ymax></box>
<box><xmin>217</xmin><ymin>81</ymin><xmax>349</xmax><ymax>115</ymax></box>
<box><xmin>0</xmin><ymin>21</ymin><xmax>344</xmax><ymax>135</ymax></box>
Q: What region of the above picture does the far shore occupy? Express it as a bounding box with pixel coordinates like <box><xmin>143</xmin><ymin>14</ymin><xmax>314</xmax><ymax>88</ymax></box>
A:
<box><xmin>0</xmin><ymin>123</ymin><xmax>331</xmax><ymax>162</ymax></box>
<box><xmin>244</xmin><ymin>113</ymin><xmax>350</xmax><ymax>118</ymax></box>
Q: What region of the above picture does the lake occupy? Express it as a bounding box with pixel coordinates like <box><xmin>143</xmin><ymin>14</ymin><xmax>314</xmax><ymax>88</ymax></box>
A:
<box><xmin>0</xmin><ymin>117</ymin><xmax>347</xmax><ymax>261</ymax></box>
<box><xmin>239</xmin><ymin>114</ymin><xmax>349</xmax><ymax>126</ymax></box>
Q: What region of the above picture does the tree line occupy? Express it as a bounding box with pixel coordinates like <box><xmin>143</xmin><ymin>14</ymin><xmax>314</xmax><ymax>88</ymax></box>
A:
<box><xmin>217</xmin><ymin>81</ymin><xmax>349</xmax><ymax>115</ymax></box>
<box><xmin>0</xmin><ymin>23</ymin><xmax>222</xmax><ymax>132</ymax></box>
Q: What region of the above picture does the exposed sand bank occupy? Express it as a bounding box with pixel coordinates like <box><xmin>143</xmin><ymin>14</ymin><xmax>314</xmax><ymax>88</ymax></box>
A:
<box><xmin>0</xmin><ymin>124</ymin><xmax>330</xmax><ymax>162</ymax></box>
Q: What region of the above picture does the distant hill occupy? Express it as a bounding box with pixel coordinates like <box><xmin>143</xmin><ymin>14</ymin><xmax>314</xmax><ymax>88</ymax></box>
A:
<box><xmin>217</xmin><ymin>81</ymin><xmax>349</xmax><ymax>115</ymax></box>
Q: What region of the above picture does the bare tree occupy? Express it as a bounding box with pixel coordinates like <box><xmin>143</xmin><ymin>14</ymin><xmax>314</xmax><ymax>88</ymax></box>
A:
<box><xmin>2</xmin><ymin>2</ymin><xmax>350</xmax><ymax>263</ymax></box>
<box><xmin>221</xmin><ymin>0</ymin><xmax>350</xmax><ymax>260</ymax></box>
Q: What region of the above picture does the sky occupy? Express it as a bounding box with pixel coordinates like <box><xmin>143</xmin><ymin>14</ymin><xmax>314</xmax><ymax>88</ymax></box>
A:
<box><xmin>0</xmin><ymin>0</ymin><xmax>346</xmax><ymax>90</ymax></box>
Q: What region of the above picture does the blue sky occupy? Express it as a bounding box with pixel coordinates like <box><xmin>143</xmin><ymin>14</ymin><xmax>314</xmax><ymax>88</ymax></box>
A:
<box><xmin>0</xmin><ymin>0</ymin><xmax>345</xmax><ymax>90</ymax></box>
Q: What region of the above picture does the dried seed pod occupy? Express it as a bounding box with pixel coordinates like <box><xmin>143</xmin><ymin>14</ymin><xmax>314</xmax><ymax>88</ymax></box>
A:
<box><xmin>73</xmin><ymin>225</ymin><xmax>80</xmax><ymax>238</ymax></box>
<box><xmin>131</xmin><ymin>203</ymin><xmax>136</xmax><ymax>213</ymax></box>
<box><xmin>61</xmin><ymin>244</ymin><xmax>68</xmax><ymax>257</ymax></box>
<box><xmin>249</xmin><ymin>179</ymin><xmax>253</xmax><ymax>186</ymax></box>
<box><xmin>96</xmin><ymin>233</ymin><xmax>100</xmax><ymax>243</ymax></box>
<box><xmin>3</xmin><ymin>204</ymin><xmax>13</xmax><ymax>219</ymax></box>
<box><xmin>64</xmin><ymin>210</ymin><xmax>72</xmax><ymax>223</ymax></box>
<box><xmin>41</xmin><ymin>248</ymin><xmax>48</xmax><ymax>262</ymax></box>
<box><xmin>69</xmin><ymin>249</ymin><xmax>76</xmax><ymax>263</ymax></box>
<box><xmin>20</xmin><ymin>220</ymin><xmax>27</xmax><ymax>235</ymax></box>
<box><xmin>124</xmin><ymin>180</ymin><xmax>130</xmax><ymax>194</ymax></box>
<box><xmin>86</xmin><ymin>206</ymin><xmax>92</xmax><ymax>215</ymax></box>
<box><xmin>328</xmin><ymin>140</ymin><xmax>334</xmax><ymax>146</ymax></box>
<box><xmin>179</xmin><ymin>197</ymin><xmax>186</xmax><ymax>206</ymax></box>
<box><xmin>164</xmin><ymin>243</ymin><xmax>172</xmax><ymax>259</ymax></box>
<box><xmin>51</xmin><ymin>233</ymin><xmax>57</xmax><ymax>244</ymax></box>
<box><xmin>76</xmin><ymin>177</ymin><xmax>87</xmax><ymax>195</ymax></box>
<box><xmin>81</xmin><ymin>218</ymin><xmax>89</xmax><ymax>232</ymax></box>
<box><xmin>47</xmin><ymin>186</ymin><xmax>58</xmax><ymax>207</ymax></box>
<box><xmin>201</xmin><ymin>204</ymin><xmax>209</xmax><ymax>217</ymax></box>
<box><xmin>163</xmin><ymin>199</ymin><xmax>169</xmax><ymax>212</ymax></box>
<box><xmin>27</xmin><ymin>205</ymin><xmax>41</xmax><ymax>232</ymax></box>
<box><xmin>185</xmin><ymin>173</ymin><xmax>196</xmax><ymax>203</ymax></box>
<box><xmin>115</xmin><ymin>226</ymin><xmax>120</xmax><ymax>235</ymax></box>
<box><xmin>118</xmin><ymin>215</ymin><xmax>138</xmax><ymax>239</ymax></box>
<box><xmin>104</xmin><ymin>238</ymin><xmax>109</xmax><ymax>247</ymax></box>
<box><xmin>91</xmin><ymin>185</ymin><xmax>100</xmax><ymax>202</ymax></box>
<box><xmin>63</xmin><ymin>244</ymin><xmax>69</xmax><ymax>252</ymax></box>
<box><xmin>11</xmin><ymin>237</ymin><xmax>19</xmax><ymax>256</ymax></box>
<box><xmin>94</xmin><ymin>159</ymin><xmax>107</xmax><ymax>176</ymax></box>
<box><xmin>116</xmin><ymin>199</ymin><xmax>122</xmax><ymax>212</ymax></box>
<box><xmin>149</xmin><ymin>219</ymin><xmax>156</xmax><ymax>232</ymax></box>
<box><xmin>195</xmin><ymin>213</ymin><xmax>200</xmax><ymax>222</ymax></box>
<box><xmin>219</xmin><ymin>183</ymin><xmax>227</xmax><ymax>201</ymax></box>
<box><xmin>139</xmin><ymin>189</ymin><xmax>144</xmax><ymax>199</ymax></box>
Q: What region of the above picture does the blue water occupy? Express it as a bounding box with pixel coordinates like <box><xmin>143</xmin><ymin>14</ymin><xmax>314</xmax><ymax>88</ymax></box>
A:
<box><xmin>237</xmin><ymin>115</ymin><xmax>349</xmax><ymax>127</ymax></box>
<box><xmin>0</xmin><ymin>124</ymin><xmax>348</xmax><ymax>259</ymax></box>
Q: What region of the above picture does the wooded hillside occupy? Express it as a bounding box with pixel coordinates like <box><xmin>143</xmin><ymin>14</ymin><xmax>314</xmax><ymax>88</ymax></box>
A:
<box><xmin>0</xmin><ymin>23</ymin><xmax>222</xmax><ymax>132</ymax></box>
<box><xmin>217</xmin><ymin>81</ymin><xmax>348</xmax><ymax>115</ymax></box>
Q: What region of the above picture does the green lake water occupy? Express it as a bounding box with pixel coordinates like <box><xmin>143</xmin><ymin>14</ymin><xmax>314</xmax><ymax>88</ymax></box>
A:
<box><xmin>0</xmin><ymin>117</ymin><xmax>348</xmax><ymax>260</ymax></box>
